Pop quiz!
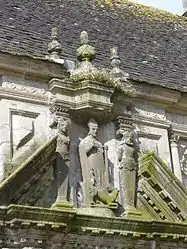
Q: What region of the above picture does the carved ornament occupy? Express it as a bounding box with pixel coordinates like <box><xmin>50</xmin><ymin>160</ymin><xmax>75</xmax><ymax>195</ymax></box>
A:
<box><xmin>170</xmin><ymin>133</ymin><xmax>180</xmax><ymax>144</ymax></box>
<box><xmin>2</xmin><ymin>82</ymin><xmax>46</xmax><ymax>95</ymax></box>
<box><xmin>50</xmin><ymin>104</ymin><xmax>70</xmax><ymax>118</ymax></box>
<box><xmin>135</xmin><ymin>106</ymin><xmax>166</xmax><ymax>120</ymax></box>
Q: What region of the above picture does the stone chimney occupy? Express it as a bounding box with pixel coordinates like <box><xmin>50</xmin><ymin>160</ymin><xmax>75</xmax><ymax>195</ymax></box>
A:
<box><xmin>182</xmin><ymin>0</ymin><xmax>187</xmax><ymax>15</ymax></box>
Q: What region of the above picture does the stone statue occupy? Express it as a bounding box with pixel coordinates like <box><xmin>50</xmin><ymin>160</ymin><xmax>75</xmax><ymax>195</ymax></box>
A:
<box><xmin>117</xmin><ymin>128</ymin><xmax>137</xmax><ymax>211</ymax></box>
<box><xmin>53</xmin><ymin>116</ymin><xmax>72</xmax><ymax>207</ymax></box>
<box><xmin>180</xmin><ymin>152</ymin><xmax>187</xmax><ymax>176</ymax></box>
<box><xmin>79</xmin><ymin>118</ymin><xmax>106</xmax><ymax>206</ymax></box>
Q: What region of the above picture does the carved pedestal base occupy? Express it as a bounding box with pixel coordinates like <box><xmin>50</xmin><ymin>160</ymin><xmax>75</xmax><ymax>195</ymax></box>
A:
<box><xmin>122</xmin><ymin>207</ymin><xmax>142</xmax><ymax>219</ymax></box>
<box><xmin>77</xmin><ymin>207</ymin><xmax>116</xmax><ymax>217</ymax></box>
<box><xmin>52</xmin><ymin>200</ymin><xmax>74</xmax><ymax>210</ymax></box>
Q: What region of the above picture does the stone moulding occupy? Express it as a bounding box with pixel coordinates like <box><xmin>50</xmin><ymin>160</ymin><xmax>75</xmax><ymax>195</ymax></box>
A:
<box><xmin>138</xmin><ymin>152</ymin><xmax>187</xmax><ymax>222</ymax></box>
<box><xmin>0</xmin><ymin>204</ymin><xmax>187</xmax><ymax>241</ymax></box>
<box><xmin>0</xmin><ymin>52</ymin><xmax>66</xmax><ymax>81</ymax></box>
<box><xmin>2</xmin><ymin>81</ymin><xmax>47</xmax><ymax>95</ymax></box>
<box><xmin>0</xmin><ymin>86</ymin><xmax>53</xmax><ymax>105</ymax></box>
<box><xmin>0</xmin><ymin>136</ymin><xmax>57</xmax><ymax>206</ymax></box>
<box><xmin>49</xmin><ymin>78</ymin><xmax>115</xmax><ymax>114</ymax></box>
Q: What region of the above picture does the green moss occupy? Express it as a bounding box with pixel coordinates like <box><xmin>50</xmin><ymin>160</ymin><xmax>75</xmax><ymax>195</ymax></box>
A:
<box><xmin>97</xmin><ymin>0</ymin><xmax>187</xmax><ymax>25</ymax></box>
<box><xmin>68</xmin><ymin>70</ymin><xmax>136</xmax><ymax>97</ymax></box>
<box><xmin>140</xmin><ymin>152</ymin><xmax>187</xmax><ymax>195</ymax></box>
<box><xmin>0</xmin><ymin>136</ymin><xmax>57</xmax><ymax>191</ymax></box>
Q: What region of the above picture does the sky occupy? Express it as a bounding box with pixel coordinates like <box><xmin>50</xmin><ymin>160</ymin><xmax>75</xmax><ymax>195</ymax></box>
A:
<box><xmin>131</xmin><ymin>0</ymin><xmax>183</xmax><ymax>14</ymax></box>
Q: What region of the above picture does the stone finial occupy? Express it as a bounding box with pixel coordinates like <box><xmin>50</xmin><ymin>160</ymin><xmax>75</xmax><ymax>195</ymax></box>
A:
<box><xmin>110</xmin><ymin>47</ymin><xmax>121</xmax><ymax>70</ymax></box>
<box><xmin>183</xmin><ymin>0</ymin><xmax>187</xmax><ymax>12</ymax></box>
<box><xmin>48</xmin><ymin>27</ymin><xmax>62</xmax><ymax>60</ymax></box>
<box><xmin>110</xmin><ymin>46</ymin><xmax>129</xmax><ymax>80</ymax></box>
<box><xmin>80</xmin><ymin>31</ymin><xmax>89</xmax><ymax>45</ymax></box>
<box><xmin>77</xmin><ymin>31</ymin><xmax>96</xmax><ymax>62</ymax></box>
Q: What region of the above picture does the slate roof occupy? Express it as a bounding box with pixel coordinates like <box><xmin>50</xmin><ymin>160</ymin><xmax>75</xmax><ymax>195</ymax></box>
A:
<box><xmin>1</xmin><ymin>0</ymin><xmax>187</xmax><ymax>91</ymax></box>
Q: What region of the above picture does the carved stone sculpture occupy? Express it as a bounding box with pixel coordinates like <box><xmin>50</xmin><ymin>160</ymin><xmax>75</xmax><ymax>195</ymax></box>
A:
<box><xmin>117</xmin><ymin>127</ymin><xmax>137</xmax><ymax>211</ymax></box>
<box><xmin>53</xmin><ymin>116</ymin><xmax>72</xmax><ymax>208</ymax></box>
<box><xmin>79</xmin><ymin>118</ymin><xmax>106</xmax><ymax>206</ymax></box>
<box><xmin>96</xmin><ymin>185</ymin><xmax>119</xmax><ymax>207</ymax></box>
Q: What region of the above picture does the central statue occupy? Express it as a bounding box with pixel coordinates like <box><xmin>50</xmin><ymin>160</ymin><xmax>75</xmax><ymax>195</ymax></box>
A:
<box><xmin>79</xmin><ymin>118</ymin><xmax>106</xmax><ymax>206</ymax></box>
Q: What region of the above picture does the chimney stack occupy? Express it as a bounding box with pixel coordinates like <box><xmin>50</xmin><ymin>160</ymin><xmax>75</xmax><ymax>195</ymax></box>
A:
<box><xmin>183</xmin><ymin>0</ymin><xmax>187</xmax><ymax>16</ymax></box>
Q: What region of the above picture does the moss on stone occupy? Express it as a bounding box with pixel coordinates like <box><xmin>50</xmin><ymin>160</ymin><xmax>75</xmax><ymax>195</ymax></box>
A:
<box><xmin>68</xmin><ymin>70</ymin><xmax>136</xmax><ymax>97</ymax></box>
<box><xmin>0</xmin><ymin>136</ymin><xmax>57</xmax><ymax>191</ymax></box>
<box><xmin>97</xmin><ymin>0</ymin><xmax>187</xmax><ymax>25</ymax></box>
<box><xmin>140</xmin><ymin>152</ymin><xmax>187</xmax><ymax>195</ymax></box>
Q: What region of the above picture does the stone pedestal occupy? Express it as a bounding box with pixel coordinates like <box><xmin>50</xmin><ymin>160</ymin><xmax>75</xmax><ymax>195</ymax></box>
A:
<box><xmin>122</xmin><ymin>207</ymin><xmax>142</xmax><ymax>219</ymax></box>
<box><xmin>77</xmin><ymin>207</ymin><xmax>116</xmax><ymax>217</ymax></box>
<box><xmin>52</xmin><ymin>200</ymin><xmax>74</xmax><ymax>210</ymax></box>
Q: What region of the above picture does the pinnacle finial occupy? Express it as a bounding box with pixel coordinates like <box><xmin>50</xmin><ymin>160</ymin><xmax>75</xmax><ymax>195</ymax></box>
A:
<box><xmin>183</xmin><ymin>0</ymin><xmax>187</xmax><ymax>12</ymax></box>
<box><xmin>77</xmin><ymin>31</ymin><xmax>95</xmax><ymax>62</ymax></box>
<box><xmin>51</xmin><ymin>27</ymin><xmax>58</xmax><ymax>39</ymax></box>
<box><xmin>48</xmin><ymin>27</ymin><xmax>62</xmax><ymax>60</ymax></box>
<box><xmin>80</xmin><ymin>31</ymin><xmax>89</xmax><ymax>45</ymax></box>
<box><xmin>110</xmin><ymin>46</ymin><xmax>121</xmax><ymax>70</ymax></box>
<box><xmin>110</xmin><ymin>46</ymin><xmax>129</xmax><ymax>80</ymax></box>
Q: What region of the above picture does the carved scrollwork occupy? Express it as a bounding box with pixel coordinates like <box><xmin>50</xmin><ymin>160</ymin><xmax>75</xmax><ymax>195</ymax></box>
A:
<box><xmin>2</xmin><ymin>82</ymin><xmax>46</xmax><ymax>95</ymax></box>
<box><xmin>170</xmin><ymin>133</ymin><xmax>180</xmax><ymax>144</ymax></box>
<box><xmin>50</xmin><ymin>104</ymin><xmax>69</xmax><ymax>117</ymax></box>
<box><xmin>135</xmin><ymin>105</ymin><xmax>166</xmax><ymax>120</ymax></box>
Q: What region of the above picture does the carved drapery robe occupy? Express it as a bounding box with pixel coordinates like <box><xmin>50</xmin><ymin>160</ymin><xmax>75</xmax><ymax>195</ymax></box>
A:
<box><xmin>118</xmin><ymin>135</ymin><xmax>137</xmax><ymax>210</ymax></box>
<box><xmin>79</xmin><ymin>135</ymin><xmax>105</xmax><ymax>206</ymax></box>
<box><xmin>54</xmin><ymin>118</ymin><xmax>71</xmax><ymax>205</ymax></box>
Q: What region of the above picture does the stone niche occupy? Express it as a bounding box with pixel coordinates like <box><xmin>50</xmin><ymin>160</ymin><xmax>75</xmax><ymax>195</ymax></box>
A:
<box><xmin>69</xmin><ymin>120</ymin><xmax>117</xmax><ymax>206</ymax></box>
<box><xmin>135</xmin><ymin>124</ymin><xmax>171</xmax><ymax>168</ymax></box>
<box><xmin>134</xmin><ymin>102</ymin><xmax>171</xmax><ymax>168</ymax></box>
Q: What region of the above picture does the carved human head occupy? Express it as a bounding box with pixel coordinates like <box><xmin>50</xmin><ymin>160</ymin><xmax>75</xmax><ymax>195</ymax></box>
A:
<box><xmin>123</xmin><ymin>129</ymin><xmax>133</xmax><ymax>145</ymax></box>
<box><xmin>88</xmin><ymin>118</ymin><xmax>98</xmax><ymax>137</ymax></box>
<box><xmin>57</xmin><ymin>117</ymin><xmax>70</xmax><ymax>134</ymax></box>
<box><xmin>116</xmin><ymin>126</ymin><xmax>126</xmax><ymax>139</ymax></box>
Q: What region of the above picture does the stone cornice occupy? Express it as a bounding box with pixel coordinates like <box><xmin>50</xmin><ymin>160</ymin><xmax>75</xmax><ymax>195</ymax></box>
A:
<box><xmin>0</xmin><ymin>205</ymin><xmax>186</xmax><ymax>240</ymax></box>
<box><xmin>0</xmin><ymin>52</ymin><xmax>66</xmax><ymax>81</ymax></box>
<box><xmin>139</xmin><ymin>153</ymin><xmax>187</xmax><ymax>222</ymax></box>
<box><xmin>1</xmin><ymin>53</ymin><xmax>187</xmax><ymax>118</ymax></box>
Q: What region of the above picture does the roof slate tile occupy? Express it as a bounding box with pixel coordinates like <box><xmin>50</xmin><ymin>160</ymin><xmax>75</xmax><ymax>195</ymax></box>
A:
<box><xmin>0</xmin><ymin>0</ymin><xmax>187</xmax><ymax>90</ymax></box>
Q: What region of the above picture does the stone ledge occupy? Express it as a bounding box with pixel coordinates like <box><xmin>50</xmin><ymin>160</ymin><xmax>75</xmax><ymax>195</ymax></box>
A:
<box><xmin>0</xmin><ymin>204</ymin><xmax>186</xmax><ymax>239</ymax></box>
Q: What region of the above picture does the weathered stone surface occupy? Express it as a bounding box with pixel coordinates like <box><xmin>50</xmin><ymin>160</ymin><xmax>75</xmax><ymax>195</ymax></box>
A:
<box><xmin>1</xmin><ymin>0</ymin><xmax>187</xmax><ymax>93</ymax></box>
<box><xmin>0</xmin><ymin>6</ymin><xmax>186</xmax><ymax>247</ymax></box>
<box><xmin>79</xmin><ymin>118</ymin><xmax>106</xmax><ymax>207</ymax></box>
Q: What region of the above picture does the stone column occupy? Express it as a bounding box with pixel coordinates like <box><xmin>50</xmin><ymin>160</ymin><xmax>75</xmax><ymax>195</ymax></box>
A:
<box><xmin>50</xmin><ymin>104</ymin><xmax>73</xmax><ymax>209</ymax></box>
<box><xmin>170</xmin><ymin>133</ymin><xmax>183</xmax><ymax>182</ymax></box>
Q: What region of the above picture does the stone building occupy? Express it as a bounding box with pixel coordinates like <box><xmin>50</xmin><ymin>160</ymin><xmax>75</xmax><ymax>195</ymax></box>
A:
<box><xmin>0</xmin><ymin>0</ymin><xmax>186</xmax><ymax>248</ymax></box>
